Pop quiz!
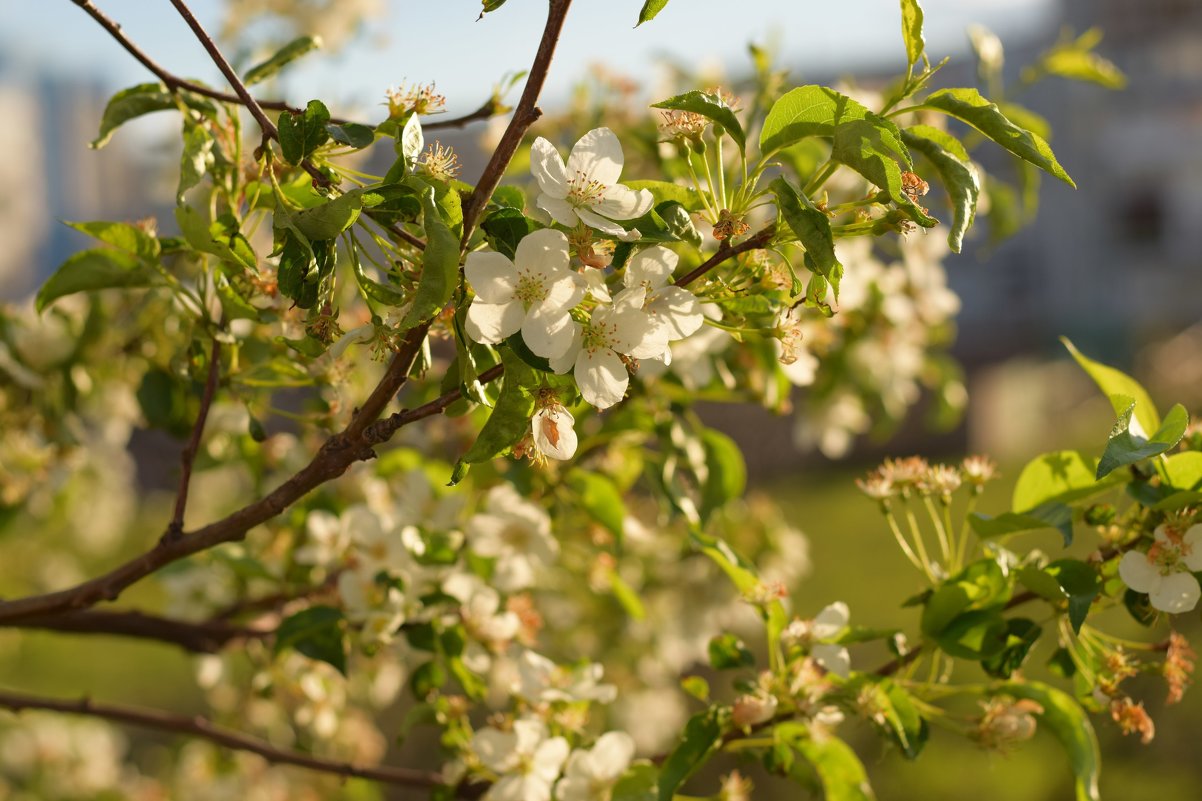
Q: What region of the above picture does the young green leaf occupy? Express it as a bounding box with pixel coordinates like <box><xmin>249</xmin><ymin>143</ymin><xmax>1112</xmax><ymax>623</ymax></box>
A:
<box><xmin>899</xmin><ymin>0</ymin><xmax>926</xmax><ymax>67</ymax></box>
<box><xmin>833</xmin><ymin>118</ymin><xmax>934</xmax><ymax>226</ymax></box>
<box><xmin>1096</xmin><ymin>402</ymin><xmax>1188</xmax><ymax>479</ymax></box>
<box><xmin>787</xmin><ymin>727</ymin><xmax>875</xmax><ymax>801</ymax></box>
<box><xmin>36</xmin><ymin>249</ymin><xmax>158</xmax><ymax>312</ymax></box>
<box><xmin>1061</xmin><ymin>337</ymin><xmax>1160</xmax><ymax>435</ymax></box>
<box><xmin>278</xmin><ymin>99</ymin><xmax>331</xmax><ymax>165</ymax></box>
<box><xmin>1025</xmin><ymin>29</ymin><xmax>1126</xmax><ymax>90</ymax></box>
<box><xmin>656</xmin><ymin>708</ymin><xmax>727</xmax><ymax>801</ymax></box>
<box><xmin>292</xmin><ymin>188</ymin><xmax>381</xmax><ymax>241</ymax></box>
<box><xmin>451</xmin><ymin>349</ymin><xmax>538</xmax><ymax>484</ymax></box>
<box><xmin>625</xmin><ymin>180</ymin><xmax>707</xmax><ymax>212</ymax></box>
<box><xmin>1011</xmin><ymin>450</ymin><xmax>1126</xmax><ymax>512</ymax></box>
<box><xmin>760</xmin><ymin>85</ymin><xmax>871</xmax><ymax>155</ymax></box>
<box><xmin>91</xmin><ymin>83</ymin><xmax>216</xmax><ymax>149</ymax></box>
<box><xmin>243</xmin><ymin>36</ymin><xmax>322</xmax><ymax>86</ymax></box>
<box><xmin>401</xmin><ymin>187</ymin><xmax>460</xmax><ymax>329</ymax></box>
<box><xmin>916</xmin><ymin>88</ymin><xmax>1075</xmax><ymax>187</ymax></box>
<box><xmin>636</xmin><ymin>0</ymin><xmax>670</xmax><ymax>26</ymax></box>
<box><xmin>326</xmin><ymin>121</ymin><xmax>375</xmax><ymax>149</ymax></box>
<box><xmin>567</xmin><ymin>471</ymin><xmax>626</xmax><ymax>542</ymax></box>
<box><xmin>178</xmin><ymin>122</ymin><xmax>215</xmax><ymax>202</ymax></box>
<box><xmin>770</xmin><ymin>176</ymin><xmax>842</xmax><ymax>296</ymax></box>
<box><xmin>64</xmin><ymin>221</ymin><xmax>160</xmax><ymax>262</ymax></box>
<box><xmin>902</xmin><ymin>126</ymin><xmax>979</xmax><ymax>252</ymax></box>
<box><xmin>274</xmin><ymin>605</ymin><xmax>348</xmax><ymax>675</ymax></box>
<box><xmin>969</xmin><ymin>502</ymin><xmax>1074</xmax><ymax>546</ymax></box>
<box><xmin>652</xmin><ymin>90</ymin><xmax>745</xmax><ymax>152</ymax></box>
<box><xmin>699</xmin><ymin>428</ymin><xmax>747</xmax><ymax>521</ymax></box>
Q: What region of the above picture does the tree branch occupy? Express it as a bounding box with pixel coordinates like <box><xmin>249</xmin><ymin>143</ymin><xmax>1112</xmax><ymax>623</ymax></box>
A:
<box><xmin>0</xmin><ymin>688</ymin><xmax>442</xmax><ymax>789</ymax></box>
<box><xmin>459</xmin><ymin>0</ymin><xmax>574</xmax><ymax>245</ymax></box>
<box><xmin>166</xmin><ymin>335</ymin><xmax>222</xmax><ymax>540</ymax></box>
<box><xmin>210</xmin><ymin>572</ymin><xmax>342</xmax><ymax>622</ymax></box>
<box><xmin>673</xmin><ymin>225</ymin><xmax>775</xmax><ymax>288</ymax></box>
<box><xmin>16</xmin><ymin>610</ymin><xmax>267</xmax><ymax>654</ymax></box>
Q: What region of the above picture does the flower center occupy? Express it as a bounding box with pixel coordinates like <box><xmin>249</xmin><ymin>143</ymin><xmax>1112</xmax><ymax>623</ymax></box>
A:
<box><xmin>513</xmin><ymin>270</ymin><xmax>549</xmax><ymax>307</ymax></box>
<box><xmin>581</xmin><ymin>318</ymin><xmax>618</xmax><ymax>354</ymax></box>
<box><xmin>1147</xmin><ymin>541</ymin><xmax>1183</xmax><ymax>575</ymax></box>
<box><xmin>567</xmin><ymin>170</ymin><xmax>607</xmax><ymax>208</ymax></box>
<box><xmin>501</xmin><ymin>522</ymin><xmax>532</xmax><ymax>549</ymax></box>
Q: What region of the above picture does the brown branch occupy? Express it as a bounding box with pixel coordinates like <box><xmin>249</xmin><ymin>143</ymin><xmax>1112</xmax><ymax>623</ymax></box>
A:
<box><xmin>673</xmin><ymin>225</ymin><xmax>776</xmax><ymax>287</ymax></box>
<box><xmin>459</xmin><ymin>0</ymin><xmax>574</xmax><ymax>245</ymax></box>
<box><xmin>424</xmin><ymin>100</ymin><xmax>501</xmax><ymax>132</ymax></box>
<box><xmin>167</xmin><ymin>0</ymin><xmax>278</xmax><ymax>142</ymax></box>
<box><xmin>166</xmin><ymin>335</ymin><xmax>222</xmax><ymax>540</ymax></box>
<box><xmin>0</xmin><ymin>688</ymin><xmax>442</xmax><ymax>789</ymax></box>
<box><xmin>17</xmin><ymin>610</ymin><xmax>266</xmax><ymax>654</ymax></box>
<box><xmin>210</xmin><ymin>571</ymin><xmax>342</xmax><ymax>622</ymax></box>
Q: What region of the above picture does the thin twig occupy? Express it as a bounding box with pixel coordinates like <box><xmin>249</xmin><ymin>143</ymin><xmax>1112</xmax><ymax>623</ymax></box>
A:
<box><xmin>459</xmin><ymin>0</ymin><xmax>574</xmax><ymax>245</ymax></box>
<box><xmin>0</xmin><ymin>688</ymin><xmax>442</xmax><ymax>789</ymax></box>
<box><xmin>166</xmin><ymin>335</ymin><xmax>222</xmax><ymax>540</ymax></box>
<box><xmin>17</xmin><ymin>609</ymin><xmax>266</xmax><ymax>654</ymax></box>
<box><xmin>167</xmin><ymin>0</ymin><xmax>277</xmax><ymax>141</ymax></box>
<box><xmin>673</xmin><ymin>225</ymin><xmax>775</xmax><ymax>288</ymax></box>
<box><xmin>209</xmin><ymin>571</ymin><xmax>342</xmax><ymax>622</ymax></box>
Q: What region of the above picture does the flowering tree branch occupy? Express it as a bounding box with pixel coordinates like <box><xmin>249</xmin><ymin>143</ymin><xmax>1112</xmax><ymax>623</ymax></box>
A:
<box><xmin>0</xmin><ymin>687</ymin><xmax>444</xmax><ymax>789</ymax></box>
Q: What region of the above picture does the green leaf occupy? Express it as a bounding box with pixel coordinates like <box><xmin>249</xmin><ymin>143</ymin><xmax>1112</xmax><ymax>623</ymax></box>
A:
<box><xmin>833</xmin><ymin>118</ymin><xmax>935</xmax><ymax>226</ymax></box>
<box><xmin>981</xmin><ymin>618</ymin><xmax>1042</xmax><ymax>678</ymax></box>
<box><xmin>1026</xmin><ymin>29</ymin><xmax>1126</xmax><ymax>90</ymax></box>
<box><xmin>846</xmin><ymin>677</ymin><xmax>928</xmax><ymax>758</ymax></box>
<box><xmin>401</xmin><ymin>187</ymin><xmax>460</xmax><ymax>329</ymax></box>
<box><xmin>292</xmin><ymin>188</ymin><xmax>379</xmax><ymax>241</ymax></box>
<box><xmin>64</xmin><ymin>221</ymin><xmax>160</xmax><ymax>262</ymax></box>
<box><xmin>243</xmin><ymin>36</ymin><xmax>321</xmax><ymax>86</ymax></box>
<box><xmin>278</xmin><ymin>99</ymin><xmax>331</xmax><ymax>165</ymax></box>
<box><xmin>1163</xmin><ymin>451</ymin><xmax>1202</xmax><ymax>491</ymax></box>
<box><xmin>614</xmin><ymin>763</ymin><xmax>658</xmax><ymax>801</ymax></box>
<box><xmin>567</xmin><ymin>471</ymin><xmax>626</xmax><ymax>542</ymax></box>
<box><xmin>451</xmin><ymin>350</ymin><xmax>537</xmax><ymax>483</ymax></box>
<box><xmin>760</xmin><ymin>85</ymin><xmax>873</xmax><ymax>155</ymax></box>
<box><xmin>175</xmin><ymin>205</ymin><xmax>258</xmax><ymax>272</ymax></box>
<box><xmin>921</xmin><ymin>558</ymin><xmax>1009</xmax><ymax>637</ymax></box>
<box><xmin>1046</xmin><ymin>559</ymin><xmax>1100</xmax><ymax>633</ymax></box>
<box><xmin>1096</xmin><ymin>402</ymin><xmax>1188</xmax><ymax>479</ymax></box>
<box><xmin>609</xmin><ymin>570</ymin><xmax>646</xmax><ymax>620</ymax></box>
<box><xmin>699</xmin><ymin>428</ymin><xmax>746</xmax><ymax>521</ymax></box>
<box><xmin>1011</xmin><ymin>450</ymin><xmax>1126</xmax><ymax>512</ymax></box>
<box><xmin>91</xmin><ymin>83</ymin><xmax>215</xmax><ymax>149</ymax></box>
<box><xmin>1061</xmin><ymin>337</ymin><xmax>1160</xmax><ymax>435</ymax></box>
<box><xmin>36</xmin><ymin>249</ymin><xmax>158</xmax><ymax>312</ymax></box>
<box><xmin>656</xmin><ymin>708</ymin><xmax>727</xmax><ymax>801</ymax></box>
<box><xmin>481</xmin><ymin>207</ymin><xmax>538</xmax><ymax>260</ymax></box>
<box><xmin>652</xmin><ymin>90</ymin><xmax>746</xmax><ymax>152</ymax></box>
<box><xmin>478</xmin><ymin>0</ymin><xmax>508</xmax><ymax>18</ymax></box>
<box><xmin>916</xmin><ymin>88</ymin><xmax>1075</xmax><ymax>187</ymax></box>
<box><xmin>999</xmin><ymin>682</ymin><xmax>1101</xmax><ymax>801</ymax></box>
<box><xmin>178</xmin><ymin>123</ymin><xmax>215</xmax><ymax>201</ymax></box>
<box><xmin>326</xmin><ymin>121</ymin><xmax>375</xmax><ymax>149</ymax></box>
<box><xmin>636</xmin><ymin>0</ymin><xmax>670</xmax><ymax>26</ymax></box>
<box><xmin>771</xmin><ymin>176</ymin><xmax>842</xmax><ymax>296</ymax></box>
<box><xmin>656</xmin><ymin>201</ymin><xmax>701</xmax><ymax>247</ymax></box>
<box><xmin>349</xmin><ymin>247</ymin><xmax>405</xmax><ymax>308</ymax></box>
<box><xmin>786</xmin><ymin>727</ymin><xmax>875</xmax><ymax>801</ymax></box>
<box><xmin>625</xmin><ymin>180</ymin><xmax>706</xmax><ymax>212</ymax></box>
<box><xmin>902</xmin><ymin>126</ymin><xmax>979</xmax><ymax>252</ymax></box>
<box><xmin>274</xmin><ymin>605</ymin><xmax>347</xmax><ymax>675</ymax></box>
<box><xmin>969</xmin><ymin>502</ymin><xmax>1074</xmax><ymax>546</ymax></box>
<box><xmin>707</xmin><ymin>633</ymin><xmax>754</xmax><ymax>670</ymax></box>
<box><xmin>136</xmin><ymin>368</ymin><xmax>192</xmax><ymax>436</ymax></box>
<box><xmin>899</xmin><ymin>0</ymin><xmax>926</xmax><ymax>67</ymax></box>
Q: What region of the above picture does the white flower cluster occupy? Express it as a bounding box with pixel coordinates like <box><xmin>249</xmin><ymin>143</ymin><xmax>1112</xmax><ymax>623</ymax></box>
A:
<box><xmin>463</xmin><ymin>129</ymin><xmax>704</xmax><ymax>445</ymax></box>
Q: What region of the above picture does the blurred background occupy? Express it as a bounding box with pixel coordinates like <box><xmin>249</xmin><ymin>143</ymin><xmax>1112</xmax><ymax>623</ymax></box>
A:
<box><xmin>1</xmin><ymin>0</ymin><xmax>1201</xmax><ymax>799</ymax></box>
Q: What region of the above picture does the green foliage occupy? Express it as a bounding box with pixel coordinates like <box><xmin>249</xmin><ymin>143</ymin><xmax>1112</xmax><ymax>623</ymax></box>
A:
<box><xmin>1000</xmin><ymin>682</ymin><xmax>1102</xmax><ymax>801</ymax></box>
<box><xmin>400</xmin><ymin>187</ymin><xmax>460</xmax><ymax>329</ymax></box>
<box><xmin>1095</xmin><ymin>401</ymin><xmax>1187</xmax><ymax>479</ymax></box>
<box><xmin>451</xmin><ymin>349</ymin><xmax>538</xmax><ymax>483</ymax></box>
<box><xmin>652</xmin><ymin>90</ymin><xmax>746</xmax><ymax>151</ymax></box>
<box><xmin>37</xmin><ymin>249</ymin><xmax>158</xmax><ymax>312</ymax></box>
<box><xmin>770</xmin><ymin>177</ymin><xmax>842</xmax><ymax>296</ymax></box>
<box><xmin>636</xmin><ymin>0</ymin><xmax>670</xmax><ymax>26</ymax></box>
<box><xmin>902</xmin><ymin>126</ymin><xmax>978</xmax><ymax>252</ymax></box>
<box><xmin>274</xmin><ymin>605</ymin><xmax>348</xmax><ymax>675</ymax></box>
<box><xmin>1062</xmin><ymin>337</ymin><xmax>1161</xmax><ymax>434</ymax></box>
<box><xmin>899</xmin><ymin>0</ymin><xmax>926</xmax><ymax>68</ymax></box>
<box><xmin>656</xmin><ymin>708</ymin><xmax>728</xmax><ymax>801</ymax></box>
<box><xmin>91</xmin><ymin>83</ymin><xmax>215</xmax><ymax>149</ymax></box>
<box><xmin>243</xmin><ymin>36</ymin><xmax>322</xmax><ymax>86</ymax></box>
<box><xmin>278</xmin><ymin>99</ymin><xmax>331</xmax><ymax>165</ymax></box>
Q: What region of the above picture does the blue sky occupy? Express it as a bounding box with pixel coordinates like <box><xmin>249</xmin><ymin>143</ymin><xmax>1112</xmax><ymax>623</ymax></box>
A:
<box><xmin>3</xmin><ymin>0</ymin><xmax>1054</xmax><ymax>117</ymax></box>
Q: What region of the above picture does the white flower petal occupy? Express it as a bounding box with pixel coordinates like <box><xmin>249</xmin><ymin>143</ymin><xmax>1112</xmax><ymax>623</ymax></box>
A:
<box><xmin>576</xmin><ymin>348</ymin><xmax>628</xmax><ymax>409</ymax></box>
<box><xmin>465</xmin><ymin>300</ymin><xmax>524</xmax><ymax>345</ymax></box>
<box><xmin>1149</xmin><ymin>571</ymin><xmax>1201</xmax><ymax>614</ymax></box>
<box><xmin>1119</xmin><ymin>550</ymin><xmax>1159</xmax><ymax>594</ymax></box>
<box><xmin>532</xmin><ymin>737</ymin><xmax>570</xmax><ymax>780</ymax></box>
<box><xmin>549</xmin><ymin>325</ymin><xmax>582</xmax><ymax>374</ymax></box>
<box><xmin>530</xmin><ymin>137</ymin><xmax>569</xmax><ymax>197</ymax></box>
<box><xmin>465</xmin><ymin>251</ymin><xmax>519</xmax><ymax>303</ymax></box>
<box><xmin>581</xmin><ymin>268</ymin><xmax>611</xmax><ymax>302</ymax></box>
<box><xmin>646</xmin><ymin>286</ymin><xmax>703</xmax><ymax>339</ymax></box>
<box><xmin>543</xmin><ymin>272</ymin><xmax>586</xmax><ymax>310</ymax></box>
<box><xmin>812</xmin><ymin>642</ymin><xmax>851</xmax><ymax>678</ymax></box>
<box><xmin>523</xmin><ymin>308</ymin><xmax>578</xmax><ymax>359</ymax></box>
<box><xmin>595</xmin><ymin>184</ymin><xmax>654</xmax><ymax>221</ymax></box>
<box><xmin>1182</xmin><ymin>525</ymin><xmax>1202</xmax><ymax>571</ymax></box>
<box><xmin>576</xmin><ymin>206</ymin><xmax>635</xmax><ymax>238</ymax></box>
<box><xmin>566</xmin><ymin>127</ymin><xmax>624</xmax><ymax>186</ymax></box>
<box><xmin>472</xmin><ymin>728</ymin><xmax>519</xmax><ymax>773</ymax></box>
<box><xmin>610</xmin><ymin>285</ymin><xmax>647</xmax><ymax>314</ymax></box>
<box><xmin>537</xmin><ymin>193</ymin><xmax>581</xmax><ymax>227</ymax></box>
<box><xmin>625</xmin><ymin>246</ymin><xmax>677</xmax><ymax>289</ymax></box>
<box><xmin>515</xmin><ymin>228</ymin><xmax>570</xmax><ymax>276</ymax></box>
<box><xmin>813</xmin><ymin>601</ymin><xmax>850</xmax><ymax>638</ymax></box>
<box><xmin>588</xmin><ymin>732</ymin><xmax>635</xmax><ymax>781</ymax></box>
<box><xmin>532</xmin><ymin>406</ymin><xmax>577</xmax><ymax>460</ymax></box>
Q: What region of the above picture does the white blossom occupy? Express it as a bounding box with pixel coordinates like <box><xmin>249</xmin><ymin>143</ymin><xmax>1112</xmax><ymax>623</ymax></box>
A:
<box><xmin>556</xmin><ymin>732</ymin><xmax>636</xmax><ymax>801</ymax></box>
<box><xmin>515</xmin><ymin>650</ymin><xmax>617</xmax><ymax>704</ymax></box>
<box><xmin>472</xmin><ymin>718</ymin><xmax>569</xmax><ymax>801</ymax></box>
<box><xmin>1119</xmin><ymin>524</ymin><xmax>1202</xmax><ymax>613</ymax></box>
<box><xmin>783</xmin><ymin>601</ymin><xmax>852</xmax><ymax>678</ymax></box>
<box><xmin>464</xmin><ymin>229</ymin><xmax>585</xmax><ymax>359</ymax></box>
<box><xmin>531</xmin><ymin>127</ymin><xmax>652</xmax><ymax>240</ymax></box>
<box><xmin>623</xmin><ymin>246</ymin><xmax>703</xmax><ymax>353</ymax></box>
<box><xmin>532</xmin><ymin>403</ymin><xmax>578</xmax><ymax>461</ymax></box>
<box><xmin>550</xmin><ymin>287</ymin><xmax>670</xmax><ymax>410</ymax></box>
<box><xmin>465</xmin><ymin>483</ymin><xmax>558</xmax><ymax>592</ymax></box>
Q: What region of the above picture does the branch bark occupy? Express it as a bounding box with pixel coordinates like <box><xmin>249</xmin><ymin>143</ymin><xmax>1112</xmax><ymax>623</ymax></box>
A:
<box><xmin>17</xmin><ymin>610</ymin><xmax>267</xmax><ymax>653</ymax></box>
<box><xmin>166</xmin><ymin>335</ymin><xmax>222</xmax><ymax>540</ymax></box>
<box><xmin>0</xmin><ymin>688</ymin><xmax>443</xmax><ymax>789</ymax></box>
